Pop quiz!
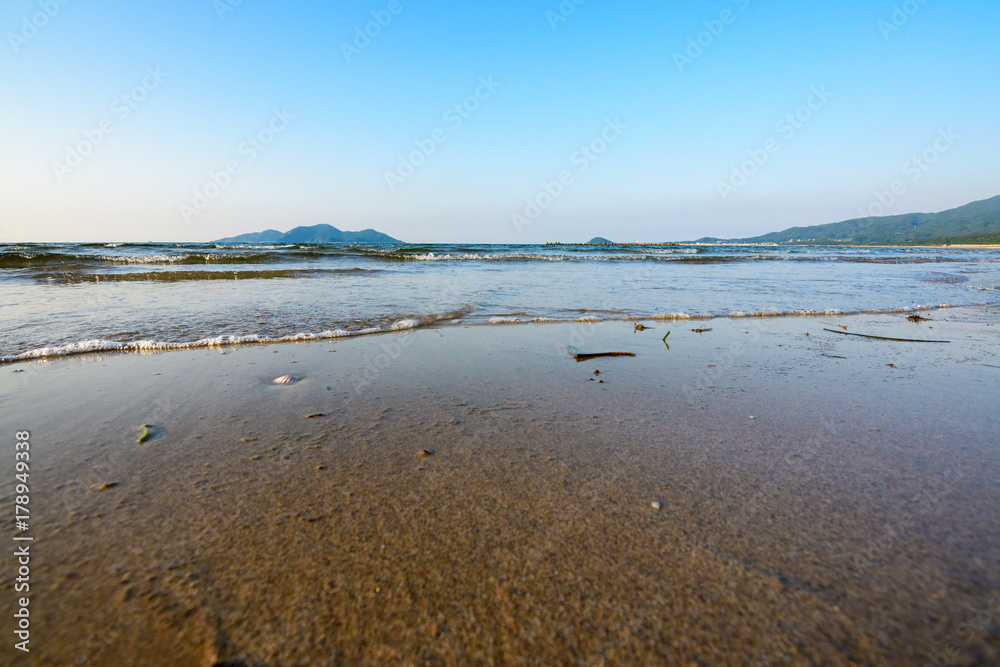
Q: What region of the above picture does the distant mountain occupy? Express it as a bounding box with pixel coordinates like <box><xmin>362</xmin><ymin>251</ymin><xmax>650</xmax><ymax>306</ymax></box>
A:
<box><xmin>215</xmin><ymin>229</ymin><xmax>284</xmax><ymax>244</ymax></box>
<box><xmin>216</xmin><ymin>224</ymin><xmax>401</xmax><ymax>244</ymax></box>
<box><xmin>588</xmin><ymin>237</ymin><xmax>614</xmax><ymax>244</ymax></box>
<box><xmin>698</xmin><ymin>194</ymin><xmax>1000</xmax><ymax>246</ymax></box>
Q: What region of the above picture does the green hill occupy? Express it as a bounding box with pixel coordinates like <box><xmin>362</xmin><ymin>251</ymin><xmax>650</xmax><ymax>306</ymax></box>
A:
<box><xmin>214</xmin><ymin>229</ymin><xmax>283</xmax><ymax>243</ymax></box>
<box><xmin>216</xmin><ymin>224</ymin><xmax>400</xmax><ymax>244</ymax></box>
<box><xmin>699</xmin><ymin>194</ymin><xmax>1000</xmax><ymax>245</ymax></box>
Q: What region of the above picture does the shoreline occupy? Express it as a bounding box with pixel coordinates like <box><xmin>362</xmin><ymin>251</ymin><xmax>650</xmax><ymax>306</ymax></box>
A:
<box><xmin>5</xmin><ymin>300</ymin><xmax>998</xmax><ymax>366</ymax></box>
<box><xmin>2</xmin><ymin>309</ymin><xmax>999</xmax><ymax>664</ymax></box>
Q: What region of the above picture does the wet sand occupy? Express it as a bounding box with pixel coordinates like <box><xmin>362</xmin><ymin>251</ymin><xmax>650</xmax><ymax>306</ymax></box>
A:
<box><xmin>2</xmin><ymin>308</ymin><xmax>999</xmax><ymax>665</ymax></box>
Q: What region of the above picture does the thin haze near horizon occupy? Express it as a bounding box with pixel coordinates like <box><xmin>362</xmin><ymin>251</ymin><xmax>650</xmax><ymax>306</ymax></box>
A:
<box><xmin>1</xmin><ymin>0</ymin><xmax>998</xmax><ymax>244</ymax></box>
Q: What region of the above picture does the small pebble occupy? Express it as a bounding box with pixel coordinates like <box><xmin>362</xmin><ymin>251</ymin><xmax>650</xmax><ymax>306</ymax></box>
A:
<box><xmin>418</xmin><ymin>449</ymin><xmax>435</xmax><ymax>457</ymax></box>
<box><xmin>650</xmin><ymin>501</ymin><xmax>662</xmax><ymax>510</ymax></box>
<box><xmin>99</xmin><ymin>483</ymin><xmax>118</xmax><ymax>491</ymax></box>
<box><xmin>316</xmin><ymin>465</ymin><xmax>326</xmax><ymax>471</ymax></box>
<box><xmin>749</xmin><ymin>416</ymin><xmax>755</xmax><ymax>419</ymax></box>
<box><xmin>305</xmin><ymin>413</ymin><xmax>325</xmax><ymax>419</ymax></box>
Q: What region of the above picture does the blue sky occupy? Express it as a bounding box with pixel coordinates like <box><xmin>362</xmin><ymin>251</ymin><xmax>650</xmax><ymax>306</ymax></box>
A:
<box><xmin>1</xmin><ymin>0</ymin><xmax>998</xmax><ymax>243</ymax></box>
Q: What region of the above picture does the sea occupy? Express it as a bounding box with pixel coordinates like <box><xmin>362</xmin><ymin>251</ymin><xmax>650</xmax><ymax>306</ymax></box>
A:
<box><xmin>2</xmin><ymin>242</ymin><xmax>999</xmax><ymax>363</ymax></box>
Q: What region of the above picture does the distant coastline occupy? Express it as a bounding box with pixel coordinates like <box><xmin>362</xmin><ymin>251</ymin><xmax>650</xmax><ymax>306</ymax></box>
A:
<box><xmin>544</xmin><ymin>194</ymin><xmax>999</xmax><ymax>248</ymax></box>
<box><xmin>545</xmin><ymin>241</ymin><xmax>1000</xmax><ymax>248</ymax></box>
<box><xmin>688</xmin><ymin>242</ymin><xmax>1000</xmax><ymax>249</ymax></box>
<box><xmin>695</xmin><ymin>194</ymin><xmax>1000</xmax><ymax>247</ymax></box>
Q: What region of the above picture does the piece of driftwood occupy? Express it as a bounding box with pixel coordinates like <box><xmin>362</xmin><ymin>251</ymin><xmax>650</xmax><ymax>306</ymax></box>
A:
<box><xmin>568</xmin><ymin>346</ymin><xmax>636</xmax><ymax>361</ymax></box>
<box><xmin>822</xmin><ymin>328</ymin><xmax>949</xmax><ymax>343</ymax></box>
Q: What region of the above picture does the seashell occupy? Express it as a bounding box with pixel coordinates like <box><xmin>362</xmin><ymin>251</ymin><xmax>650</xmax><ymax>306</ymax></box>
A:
<box><xmin>273</xmin><ymin>374</ymin><xmax>301</xmax><ymax>385</ymax></box>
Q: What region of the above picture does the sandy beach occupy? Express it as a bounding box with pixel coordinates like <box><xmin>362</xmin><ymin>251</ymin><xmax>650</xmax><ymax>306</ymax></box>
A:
<box><xmin>2</xmin><ymin>308</ymin><xmax>999</xmax><ymax>665</ymax></box>
<box><xmin>6</xmin><ymin>0</ymin><xmax>1000</xmax><ymax>663</ymax></box>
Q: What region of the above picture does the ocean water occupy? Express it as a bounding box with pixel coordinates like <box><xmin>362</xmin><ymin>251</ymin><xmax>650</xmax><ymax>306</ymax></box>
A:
<box><xmin>1</xmin><ymin>242</ymin><xmax>998</xmax><ymax>362</ymax></box>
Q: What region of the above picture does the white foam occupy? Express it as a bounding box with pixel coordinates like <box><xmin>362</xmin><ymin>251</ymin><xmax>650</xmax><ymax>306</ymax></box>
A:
<box><xmin>390</xmin><ymin>319</ymin><xmax>418</xmax><ymax>330</ymax></box>
<box><xmin>0</xmin><ymin>303</ymin><xmax>487</xmax><ymax>363</ymax></box>
<box><xmin>651</xmin><ymin>248</ymin><xmax>699</xmax><ymax>255</ymax></box>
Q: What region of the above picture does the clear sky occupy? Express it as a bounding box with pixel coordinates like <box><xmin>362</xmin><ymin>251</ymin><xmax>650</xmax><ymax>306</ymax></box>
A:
<box><xmin>1</xmin><ymin>0</ymin><xmax>998</xmax><ymax>243</ymax></box>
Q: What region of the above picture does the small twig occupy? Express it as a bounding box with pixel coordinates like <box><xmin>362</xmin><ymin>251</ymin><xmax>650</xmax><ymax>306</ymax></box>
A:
<box><xmin>822</xmin><ymin>329</ymin><xmax>949</xmax><ymax>343</ymax></box>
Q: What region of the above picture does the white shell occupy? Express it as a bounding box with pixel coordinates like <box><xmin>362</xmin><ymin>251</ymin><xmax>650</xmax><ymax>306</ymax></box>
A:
<box><xmin>272</xmin><ymin>374</ymin><xmax>301</xmax><ymax>385</ymax></box>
